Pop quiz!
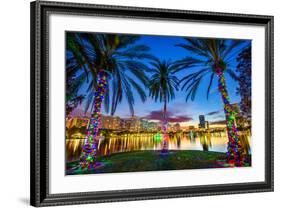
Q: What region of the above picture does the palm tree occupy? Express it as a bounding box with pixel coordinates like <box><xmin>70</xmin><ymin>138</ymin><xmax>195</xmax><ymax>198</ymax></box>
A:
<box><xmin>66</xmin><ymin>33</ymin><xmax>90</xmax><ymax>117</ymax></box>
<box><xmin>174</xmin><ymin>38</ymin><xmax>249</xmax><ymax>166</ymax></box>
<box><xmin>66</xmin><ymin>33</ymin><xmax>153</xmax><ymax>169</ymax></box>
<box><xmin>148</xmin><ymin>59</ymin><xmax>180</xmax><ymax>152</ymax></box>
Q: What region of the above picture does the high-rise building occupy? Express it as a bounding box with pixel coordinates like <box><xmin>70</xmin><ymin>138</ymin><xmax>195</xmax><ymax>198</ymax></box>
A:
<box><xmin>129</xmin><ymin>116</ymin><xmax>141</xmax><ymax>131</ymax></box>
<box><xmin>188</xmin><ymin>125</ymin><xmax>195</xmax><ymax>130</ymax></box>
<box><xmin>199</xmin><ymin>115</ymin><xmax>205</xmax><ymax>129</ymax></box>
<box><xmin>205</xmin><ymin>121</ymin><xmax>210</xmax><ymax>130</ymax></box>
<box><xmin>140</xmin><ymin>119</ymin><xmax>149</xmax><ymax>131</ymax></box>
<box><xmin>100</xmin><ymin>115</ymin><xmax>121</xmax><ymax>130</ymax></box>
<box><xmin>147</xmin><ymin>122</ymin><xmax>158</xmax><ymax>131</ymax></box>
<box><xmin>173</xmin><ymin>123</ymin><xmax>181</xmax><ymax>132</ymax></box>
<box><xmin>66</xmin><ymin>117</ymin><xmax>90</xmax><ymax>129</ymax></box>
<box><xmin>118</xmin><ymin>116</ymin><xmax>142</xmax><ymax>131</ymax></box>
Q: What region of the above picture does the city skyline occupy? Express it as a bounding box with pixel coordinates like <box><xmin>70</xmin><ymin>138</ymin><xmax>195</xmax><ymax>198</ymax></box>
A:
<box><xmin>69</xmin><ymin>105</ymin><xmax>227</xmax><ymax>127</ymax></box>
<box><xmin>67</xmin><ymin>110</ymin><xmax>227</xmax><ymax>130</ymax></box>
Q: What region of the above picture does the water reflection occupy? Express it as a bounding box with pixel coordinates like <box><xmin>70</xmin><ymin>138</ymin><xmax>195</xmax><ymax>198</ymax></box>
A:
<box><xmin>66</xmin><ymin>130</ymin><xmax>251</xmax><ymax>162</ymax></box>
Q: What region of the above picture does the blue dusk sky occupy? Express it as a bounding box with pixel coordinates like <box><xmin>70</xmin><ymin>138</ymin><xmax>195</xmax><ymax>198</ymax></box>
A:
<box><xmin>70</xmin><ymin>33</ymin><xmax>251</xmax><ymax>126</ymax></box>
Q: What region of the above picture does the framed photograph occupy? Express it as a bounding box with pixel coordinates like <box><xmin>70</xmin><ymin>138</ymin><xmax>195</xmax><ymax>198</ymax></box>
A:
<box><xmin>30</xmin><ymin>0</ymin><xmax>274</xmax><ymax>207</ymax></box>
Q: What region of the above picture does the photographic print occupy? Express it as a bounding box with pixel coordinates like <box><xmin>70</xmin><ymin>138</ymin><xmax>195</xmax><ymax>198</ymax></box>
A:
<box><xmin>31</xmin><ymin>1</ymin><xmax>273</xmax><ymax>206</ymax></box>
<box><xmin>65</xmin><ymin>32</ymin><xmax>252</xmax><ymax>175</ymax></box>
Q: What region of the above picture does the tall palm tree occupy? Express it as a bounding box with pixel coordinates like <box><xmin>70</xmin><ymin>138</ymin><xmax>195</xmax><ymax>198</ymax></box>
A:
<box><xmin>174</xmin><ymin>38</ymin><xmax>249</xmax><ymax>166</ymax></box>
<box><xmin>149</xmin><ymin>59</ymin><xmax>180</xmax><ymax>152</ymax></box>
<box><xmin>67</xmin><ymin>33</ymin><xmax>153</xmax><ymax>169</ymax></box>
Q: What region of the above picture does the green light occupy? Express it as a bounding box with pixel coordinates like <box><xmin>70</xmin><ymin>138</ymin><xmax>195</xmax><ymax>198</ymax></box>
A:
<box><xmin>86</xmin><ymin>156</ymin><xmax>92</xmax><ymax>162</ymax></box>
<box><xmin>154</xmin><ymin>133</ymin><xmax>162</xmax><ymax>142</ymax></box>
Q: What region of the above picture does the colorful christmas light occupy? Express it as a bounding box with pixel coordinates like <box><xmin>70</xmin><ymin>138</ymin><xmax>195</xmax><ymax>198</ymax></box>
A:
<box><xmin>154</xmin><ymin>132</ymin><xmax>162</xmax><ymax>142</ymax></box>
<box><xmin>215</xmin><ymin>66</ymin><xmax>244</xmax><ymax>166</ymax></box>
<box><xmin>161</xmin><ymin>115</ymin><xmax>169</xmax><ymax>153</ymax></box>
<box><xmin>80</xmin><ymin>70</ymin><xmax>108</xmax><ymax>169</ymax></box>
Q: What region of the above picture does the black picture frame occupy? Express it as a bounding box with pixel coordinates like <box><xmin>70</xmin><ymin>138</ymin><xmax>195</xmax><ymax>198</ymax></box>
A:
<box><xmin>30</xmin><ymin>0</ymin><xmax>274</xmax><ymax>207</ymax></box>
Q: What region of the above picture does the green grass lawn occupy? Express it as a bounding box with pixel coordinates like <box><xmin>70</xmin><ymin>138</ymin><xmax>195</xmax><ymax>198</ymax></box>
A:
<box><xmin>66</xmin><ymin>150</ymin><xmax>251</xmax><ymax>175</ymax></box>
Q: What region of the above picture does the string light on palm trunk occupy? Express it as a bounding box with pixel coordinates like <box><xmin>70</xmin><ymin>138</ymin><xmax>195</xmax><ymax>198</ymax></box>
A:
<box><xmin>216</xmin><ymin>67</ymin><xmax>244</xmax><ymax>166</ymax></box>
<box><xmin>162</xmin><ymin>118</ymin><xmax>169</xmax><ymax>153</ymax></box>
<box><xmin>80</xmin><ymin>70</ymin><xmax>107</xmax><ymax>169</ymax></box>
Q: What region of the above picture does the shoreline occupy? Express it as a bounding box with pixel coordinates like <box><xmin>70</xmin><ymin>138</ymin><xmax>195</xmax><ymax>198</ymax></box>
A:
<box><xmin>66</xmin><ymin>150</ymin><xmax>251</xmax><ymax>175</ymax></box>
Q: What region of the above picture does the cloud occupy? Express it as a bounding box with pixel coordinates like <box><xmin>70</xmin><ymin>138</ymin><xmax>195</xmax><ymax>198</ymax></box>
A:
<box><xmin>214</xmin><ymin>114</ymin><xmax>225</xmax><ymax>119</ymax></box>
<box><xmin>70</xmin><ymin>108</ymin><xmax>91</xmax><ymax>117</ymax></box>
<box><xmin>144</xmin><ymin>110</ymin><xmax>193</xmax><ymax>123</ymax></box>
<box><xmin>170</xmin><ymin>102</ymin><xmax>191</xmax><ymax>112</ymax></box>
<box><xmin>168</xmin><ymin>116</ymin><xmax>193</xmax><ymax>123</ymax></box>
<box><xmin>210</xmin><ymin>120</ymin><xmax>226</xmax><ymax>125</ymax></box>
<box><xmin>206</xmin><ymin>110</ymin><xmax>222</xmax><ymax>116</ymax></box>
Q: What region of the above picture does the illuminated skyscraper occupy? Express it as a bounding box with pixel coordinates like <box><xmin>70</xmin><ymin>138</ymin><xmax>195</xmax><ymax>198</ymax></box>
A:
<box><xmin>199</xmin><ymin>115</ymin><xmax>205</xmax><ymax>129</ymax></box>
<box><xmin>205</xmin><ymin>121</ymin><xmax>209</xmax><ymax>130</ymax></box>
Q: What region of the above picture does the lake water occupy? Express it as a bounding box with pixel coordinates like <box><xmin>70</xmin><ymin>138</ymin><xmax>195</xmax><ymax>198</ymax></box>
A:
<box><xmin>66</xmin><ymin>130</ymin><xmax>251</xmax><ymax>162</ymax></box>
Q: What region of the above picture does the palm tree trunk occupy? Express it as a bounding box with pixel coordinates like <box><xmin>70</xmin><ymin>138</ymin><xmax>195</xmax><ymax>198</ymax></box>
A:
<box><xmin>80</xmin><ymin>70</ymin><xmax>108</xmax><ymax>169</ymax></box>
<box><xmin>162</xmin><ymin>96</ymin><xmax>168</xmax><ymax>152</ymax></box>
<box><xmin>216</xmin><ymin>69</ymin><xmax>244</xmax><ymax>166</ymax></box>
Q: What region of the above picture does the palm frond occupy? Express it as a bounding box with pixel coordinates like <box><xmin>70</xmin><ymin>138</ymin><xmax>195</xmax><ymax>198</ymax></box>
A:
<box><xmin>206</xmin><ymin>73</ymin><xmax>215</xmax><ymax>100</ymax></box>
<box><xmin>84</xmin><ymin>90</ymin><xmax>95</xmax><ymax>113</ymax></box>
<box><xmin>225</xmin><ymin>68</ymin><xmax>239</xmax><ymax>81</ymax></box>
<box><xmin>121</xmin><ymin>75</ymin><xmax>135</xmax><ymax>115</ymax></box>
<box><xmin>127</xmin><ymin>77</ymin><xmax>147</xmax><ymax>102</ymax></box>
<box><xmin>185</xmin><ymin>76</ymin><xmax>203</xmax><ymax>101</ymax></box>
<box><xmin>180</xmin><ymin>68</ymin><xmax>209</xmax><ymax>90</ymax></box>
<box><xmin>222</xmin><ymin>40</ymin><xmax>245</xmax><ymax>59</ymax></box>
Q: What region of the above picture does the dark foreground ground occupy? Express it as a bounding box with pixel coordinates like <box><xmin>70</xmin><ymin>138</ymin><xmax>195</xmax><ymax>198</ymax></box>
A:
<box><xmin>66</xmin><ymin>150</ymin><xmax>251</xmax><ymax>175</ymax></box>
